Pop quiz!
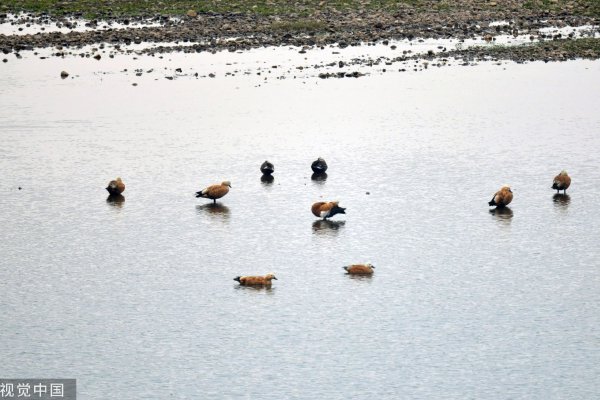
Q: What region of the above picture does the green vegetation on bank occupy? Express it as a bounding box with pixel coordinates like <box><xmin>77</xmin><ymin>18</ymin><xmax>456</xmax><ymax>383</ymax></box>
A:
<box><xmin>465</xmin><ymin>37</ymin><xmax>600</xmax><ymax>60</ymax></box>
<box><xmin>1</xmin><ymin>0</ymin><xmax>420</xmax><ymax>18</ymax></box>
<box><xmin>524</xmin><ymin>0</ymin><xmax>600</xmax><ymax>17</ymax></box>
<box><xmin>270</xmin><ymin>20</ymin><xmax>328</xmax><ymax>32</ymax></box>
<box><xmin>2</xmin><ymin>0</ymin><xmax>600</xmax><ymax>19</ymax></box>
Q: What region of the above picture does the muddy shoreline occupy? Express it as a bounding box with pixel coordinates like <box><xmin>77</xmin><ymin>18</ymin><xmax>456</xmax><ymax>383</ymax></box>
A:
<box><xmin>1</xmin><ymin>4</ymin><xmax>599</xmax><ymax>64</ymax></box>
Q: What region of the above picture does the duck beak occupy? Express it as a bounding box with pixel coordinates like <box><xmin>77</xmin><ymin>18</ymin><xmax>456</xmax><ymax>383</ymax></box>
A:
<box><xmin>273</xmin><ymin>277</ymin><xmax>278</xmax><ymax>280</ymax></box>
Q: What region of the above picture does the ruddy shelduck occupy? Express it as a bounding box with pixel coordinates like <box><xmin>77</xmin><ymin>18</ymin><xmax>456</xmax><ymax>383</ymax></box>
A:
<box><xmin>234</xmin><ymin>273</ymin><xmax>277</xmax><ymax>287</ymax></box>
<box><xmin>260</xmin><ymin>161</ymin><xmax>274</xmax><ymax>175</ymax></box>
<box><xmin>552</xmin><ymin>170</ymin><xmax>571</xmax><ymax>194</ymax></box>
<box><xmin>343</xmin><ymin>263</ymin><xmax>375</xmax><ymax>275</ymax></box>
<box><xmin>195</xmin><ymin>181</ymin><xmax>231</xmax><ymax>204</ymax></box>
<box><xmin>488</xmin><ymin>185</ymin><xmax>513</xmax><ymax>208</ymax></box>
<box><xmin>311</xmin><ymin>201</ymin><xmax>346</xmax><ymax>220</ymax></box>
<box><xmin>106</xmin><ymin>177</ymin><xmax>125</xmax><ymax>195</ymax></box>
<box><xmin>311</xmin><ymin>157</ymin><xmax>328</xmax><ymax>174</ymax></box>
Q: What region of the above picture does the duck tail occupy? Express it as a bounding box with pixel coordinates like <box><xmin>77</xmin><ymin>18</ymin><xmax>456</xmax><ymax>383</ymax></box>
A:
<box><xmin>233</xmin><ymin>276</ymin><xmax>241</xmax><ymax>283</ymax></box>
<box><xmin>343</xmin><ymin>266</ymin><xmax>349</xmax><ymax>271</ymax></box>
<box><xmin>331</xmin><ymin>205</ymin><xmax>346</xmax><ymax>216</ymax></box>
<box><xmin>195</xmin><ymin>191</ymin><xmax>204</xmax><ymax>198</ymax></box>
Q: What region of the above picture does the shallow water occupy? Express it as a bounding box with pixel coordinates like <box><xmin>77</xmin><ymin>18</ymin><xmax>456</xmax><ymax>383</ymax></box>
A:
<box><xmin>1</xmin><ymin>52</ymin><xmax>600</xmax><ymax>399</ymax></box>
<box><xmin>3</xmin><ymin>22</ymin><xmax>598</xmax><ymax>83</ymax></box>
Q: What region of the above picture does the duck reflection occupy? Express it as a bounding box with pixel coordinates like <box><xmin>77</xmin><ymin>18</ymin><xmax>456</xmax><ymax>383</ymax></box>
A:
<box><xmin>260</xmin><ymin>174</ymin><xmax>274</xmax><ymax>185</ymax></box>
<box><xmin>489</xmin><ymin>206</ymin><xmax>513</xmax><ymax>223</ymax></box>
<box><xmin>312</xmin><ymin>219</ymin><xmax>345</xmax><ymax>235</ymax></box>
<box><xmin>347</xmin><ymin>274</ymin><xmax>374</xmax><ymax>282</ymax></box>
<box><xmin>106</xmin><ymin>194</ymin><xmax>125</xmax><ymax>208</ymax></box>
<box><xmin>311</xmin><ymin>172</ymin><xmax>328</xmax><ymax>183</ymax></box>
<box><xmin>553</xmin><ymin>193</ymin><xmax>571</xmax><ymax>209</ymax></box>
<box><xmin>234</xmin><ymin>285</ymin><xmax>275</xmax><ymax>294</ymax></box>
<box><xmin>196</xmin><ymin>203</ymin><xmax>230</xmax><ymax>219</ymax></box>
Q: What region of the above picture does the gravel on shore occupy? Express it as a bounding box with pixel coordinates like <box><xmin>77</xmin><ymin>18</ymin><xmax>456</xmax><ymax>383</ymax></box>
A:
<box><xmin>1</xmin><ymin>1</ymin><xmax>599</xmax><ymax>64</ymax></box>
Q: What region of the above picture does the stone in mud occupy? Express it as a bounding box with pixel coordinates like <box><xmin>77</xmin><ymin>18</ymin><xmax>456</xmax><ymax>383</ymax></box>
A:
<box><xmin>93</xmin><ymin>54</ymin><xmax>101</xmax><ymax>60</ymax></box>
<box><xmin>186</xmin><ymin>10</ymin><xmax>197</xmax><ymax>18</ymax></box>
<box><xmin>60</xmin><ymin>70</ymin><xmax>69</xmax><ymax>78</ymax></box>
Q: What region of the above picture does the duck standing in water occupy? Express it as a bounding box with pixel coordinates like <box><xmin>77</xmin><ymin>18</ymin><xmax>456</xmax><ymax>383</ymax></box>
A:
<box><xmin>260</xmin><ymin>161</ymin><xmax>274</xmax><ymax>176</ymax></box>
<box><xmin>106</xmin><ymin>177</ymin><xmax>125</xmax><ymax>195</ymax></box>
<box><xmin>311</xmin><ymin>201</ymin><xmax>346</xmax><ymax>220</ymax></box>
<box><xmin>488</xmin><ymin>185</ymin><xmax>513</xmax><ymax>208</ymax></box>
<box><xmin>343</xmin><ymin>263</ymin><xmax>375</xmax><ymax>275</ymax></box>
<box><xmin>195</xmin><ymin>181</ymin><xmax>231</xmax><ymax>204</ymax></box>
<box><xmin>311</xmin><ymin>157</ymin><xmax>328</xmax><ymax>174</ymax></box>
<box><xmin>552</xmin><ymin>170</ymin><xmax>571</xmax><ymax>194</ymax></box>
<box><xmin>234</xmin><ymin>273</ymin><xmax>277</xmax><ymax>287</ymax></box>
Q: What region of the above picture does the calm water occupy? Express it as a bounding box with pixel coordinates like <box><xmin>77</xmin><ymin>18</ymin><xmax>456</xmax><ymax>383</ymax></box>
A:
<box><xmin>1</xmin><ymin>50</ymin><xmax>600</xmax><ymax>399</ymax></box>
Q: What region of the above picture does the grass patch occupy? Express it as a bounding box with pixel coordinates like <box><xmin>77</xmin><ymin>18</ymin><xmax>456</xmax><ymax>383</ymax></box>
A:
<box><xmin>1</xmin><ymin>0</ymin><xmax>599</xmax><ymax>19</ymax></box>
<box><xmin>523</xmin><ymin>0</ymin><xmax>600</xmax><ymax>17</ymax></box>
<box><xmin>270</xmin><ymin>20</ymin><xmax>328</xmax><ymax>32</ymax></box>
<box><xmin>467</xmin><ymin>37</ymin><xmax>600</xmax><ymax>59</ymax></box>
<box><xmin>559</xmin><ymin>37</ymin><xmax>600</xmax><ymax>53</ymax></box>
<box><xmin>0</xmin><ymin>0</ymin><xmax>425</xmax><ymax>19</ymax></box>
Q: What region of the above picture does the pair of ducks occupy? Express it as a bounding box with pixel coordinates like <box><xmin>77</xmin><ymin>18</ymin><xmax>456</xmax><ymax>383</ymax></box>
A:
<box><xmin>234</xmin><ymin>263</ymin><xmax>375</xmax><ymax>287</ymax></box>
<box><xmin>194</xmin><ymin>180</ymin><xmax>347</xmax><ymax>221</ymax></box>
<box><xmin>104</xmin><ymin>177</ymin><xmax>230</xmax><ymax>203</ymax></box>
<box><xmin>489</xmin><ymin>170</ymin><xmax>571</xmax><ymax>208</ymax></box>
<box><xmin>259</xmin><ymin>157</ymin><xmax>329</xmax><ymax>176</ymax></box>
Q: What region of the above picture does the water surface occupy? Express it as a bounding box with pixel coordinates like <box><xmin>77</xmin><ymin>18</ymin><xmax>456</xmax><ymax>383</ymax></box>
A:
<box><xmin>1</xmin><ymin>55</ymin><xmax>599</xmax><ymax>399</ymax></box>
